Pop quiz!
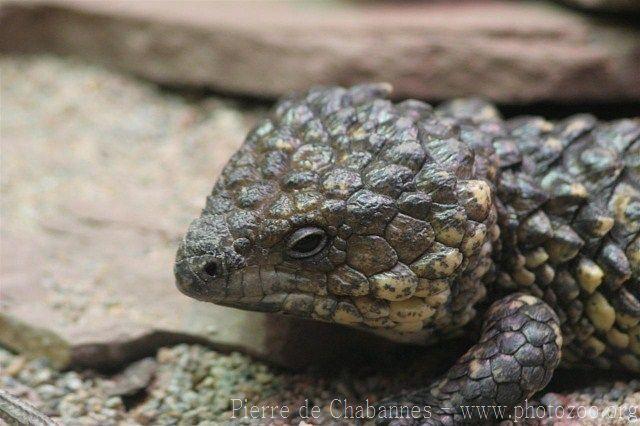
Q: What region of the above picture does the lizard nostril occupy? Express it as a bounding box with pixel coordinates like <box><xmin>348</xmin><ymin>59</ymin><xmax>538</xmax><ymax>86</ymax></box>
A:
<box><xmin>203</xmin><ymin>261</ymin><xmax>219</xmax><ymax>278</ymax></box>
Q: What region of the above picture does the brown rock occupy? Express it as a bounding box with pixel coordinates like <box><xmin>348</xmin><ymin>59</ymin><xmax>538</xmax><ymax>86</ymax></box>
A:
<box><xmin>1</xmin><ymin>0</ymin><xmax>639</xmax><ymax>103</ymax></box>
<box><xmin>0</xmin><ymin>54</ymin><xmax>260</xmax><ymax>369</ymax></box>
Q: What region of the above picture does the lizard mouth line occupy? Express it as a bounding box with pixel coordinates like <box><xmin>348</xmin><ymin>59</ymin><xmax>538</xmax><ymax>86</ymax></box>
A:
<box><xmin>175</xmin><ymin>256</ymin><xmax>336</xmax><ymax>317</ymax></box>
<box><xmin>206</xmin><ymin>265</ymin><xmax>336</xmax><ymax>318</ymax></box>
<box><xmin>213</xmin><ymin>293</ymin><xmax>321</xmax><ymax>315</ymax></box>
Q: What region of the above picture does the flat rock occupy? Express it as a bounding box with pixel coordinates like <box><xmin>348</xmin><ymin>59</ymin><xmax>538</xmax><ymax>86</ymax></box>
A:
<box><xmin>1</xmin><ymin>0</ymin><xmax>639</xmax><ymax>103</ymax></box>
<box><xmin>0</xmin><ymin>56</ymin><xmax>402</xmax><ymax>371</ymax></box>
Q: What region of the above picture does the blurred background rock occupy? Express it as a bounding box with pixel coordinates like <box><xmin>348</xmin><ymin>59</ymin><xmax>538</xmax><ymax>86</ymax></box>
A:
<box><xmin>2</xmin><ymin>0</ymin><xmax>639</xmax><ymax>105</ymax></box>
<box><xmin>1</xmin><ymin>1</ymin><xmax>639</xmax><ymax>424</ymax></box>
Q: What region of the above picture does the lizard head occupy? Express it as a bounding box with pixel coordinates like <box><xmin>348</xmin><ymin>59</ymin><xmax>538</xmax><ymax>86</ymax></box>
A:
<box><xmin>175</xmin><ymin>84</ymin><xmax>497</xmax><ymax>342</ymax></box>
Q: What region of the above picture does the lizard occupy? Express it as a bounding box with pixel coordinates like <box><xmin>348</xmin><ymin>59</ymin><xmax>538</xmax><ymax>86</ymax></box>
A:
<box><xmin>174</xmin><ymin>83</ymin><xmax>640</xmax><ymax>425</ymax></box>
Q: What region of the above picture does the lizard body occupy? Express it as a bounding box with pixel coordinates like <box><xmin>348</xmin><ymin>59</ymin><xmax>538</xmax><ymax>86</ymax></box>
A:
<box><xmin>175</xmin><ymin>84</ymin><xmax>640</xmax><ymax>424</ymax></box>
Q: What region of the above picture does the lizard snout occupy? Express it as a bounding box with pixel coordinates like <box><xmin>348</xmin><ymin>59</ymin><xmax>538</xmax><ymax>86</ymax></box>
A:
<box><xmin>174</xmin><ymin>245</ymin><xmax>227</xmax><ymax>302</ymax></box>
<box><xmin>173</xmin><ymin>215</ymin><xmax>243</xmax><ymax>303</ymax></box>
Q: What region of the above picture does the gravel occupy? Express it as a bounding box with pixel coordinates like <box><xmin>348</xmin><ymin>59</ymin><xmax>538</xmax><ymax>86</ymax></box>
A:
<box><xmin>3</xmin><ymin>344</ymin><xmax>640</xmax><ymax>425</ymax></box>
<box><xmin>0</xmin><ymin>344</ymin><xmax>393</xmax><ymax>425</ymax></box>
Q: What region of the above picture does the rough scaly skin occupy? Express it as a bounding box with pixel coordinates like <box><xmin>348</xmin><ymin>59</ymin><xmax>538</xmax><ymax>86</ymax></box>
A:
<box><xmin>174</xmin><ymin>84</ymin><xmax>640</xmax><ymax>424</ymax></box>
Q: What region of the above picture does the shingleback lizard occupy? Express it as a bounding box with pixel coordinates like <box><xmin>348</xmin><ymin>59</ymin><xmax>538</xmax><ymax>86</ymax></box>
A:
<box><xmin>174</xmin><ymin>84</ymin><xmax>640</xmax><ymax>424</ymax></box>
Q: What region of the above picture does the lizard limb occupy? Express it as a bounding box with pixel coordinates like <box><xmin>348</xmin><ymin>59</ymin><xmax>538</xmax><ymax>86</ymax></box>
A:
<box><xmin>376</xmin><ymin>294</ymin><xmax>562</xmax><ymax>425</ymax></box>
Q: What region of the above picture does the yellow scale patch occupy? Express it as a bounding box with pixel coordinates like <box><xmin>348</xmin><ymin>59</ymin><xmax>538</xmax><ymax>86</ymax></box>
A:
<box><xmin>585</xmin><ymin>292</ymin><xmax>616</xmax><ymax>332</ymax></box>
<box><xmin>576</xmin><ymin>258</ymin><xmax>603</xmax><ymax>294</ymax></box>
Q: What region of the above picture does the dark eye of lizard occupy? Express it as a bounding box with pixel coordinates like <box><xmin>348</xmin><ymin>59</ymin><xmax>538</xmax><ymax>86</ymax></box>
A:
<box><xmin>286</xmin><ymin>227</ymin><xmax>328</xmax><ymax>259</ymax></box>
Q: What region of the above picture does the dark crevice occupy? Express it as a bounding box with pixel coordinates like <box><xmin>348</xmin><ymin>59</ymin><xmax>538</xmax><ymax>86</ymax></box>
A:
<box><xmin>156</xmin><ymin>82</ymin><xmax>640</xmax><ymax>121</ymax></box>
<box><xmin>545</xmin><ymin>367</ymin><xmax>631</xmax><ymax>393</ymax></box>
<box><xmin>69</xmin><ymin>331</ymin><xmax>255</xmax><ymax>374</ymax></box>
<box><xmin>121</xmin><ymin>387</ymin><xmax>149</xmax><ymax>411</ymax></box>
<box><xmin>155</xmin><ymin>82</ymin><xmax>274</xmax><ymax>110</ymax></box>
<box><xmin>554</xmin><ymin>1</ymin><xmax>640</xmax><ymax>23</ymax></box>
<box><xmin>498</xmin><ymin>102</ymin><xmax>640</xmax><ymax>121</ymax></box>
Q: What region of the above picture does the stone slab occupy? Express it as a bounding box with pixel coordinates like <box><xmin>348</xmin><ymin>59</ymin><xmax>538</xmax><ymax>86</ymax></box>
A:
<box><xmin>1</xmin><ymin>55</ymin><xmax>406</xmax><ymax>371</ymax></box>
<box><xmin>1</xmin><ymin>0</ymin><xmax>639</xmax><ymax>103</ymax></box>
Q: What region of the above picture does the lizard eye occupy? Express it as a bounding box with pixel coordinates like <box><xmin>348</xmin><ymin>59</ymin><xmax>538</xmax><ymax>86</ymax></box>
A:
<box><xmin>286</xmin><ymin>227</ymin><xmax>328</xmax><ymax>259</ymax></box>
